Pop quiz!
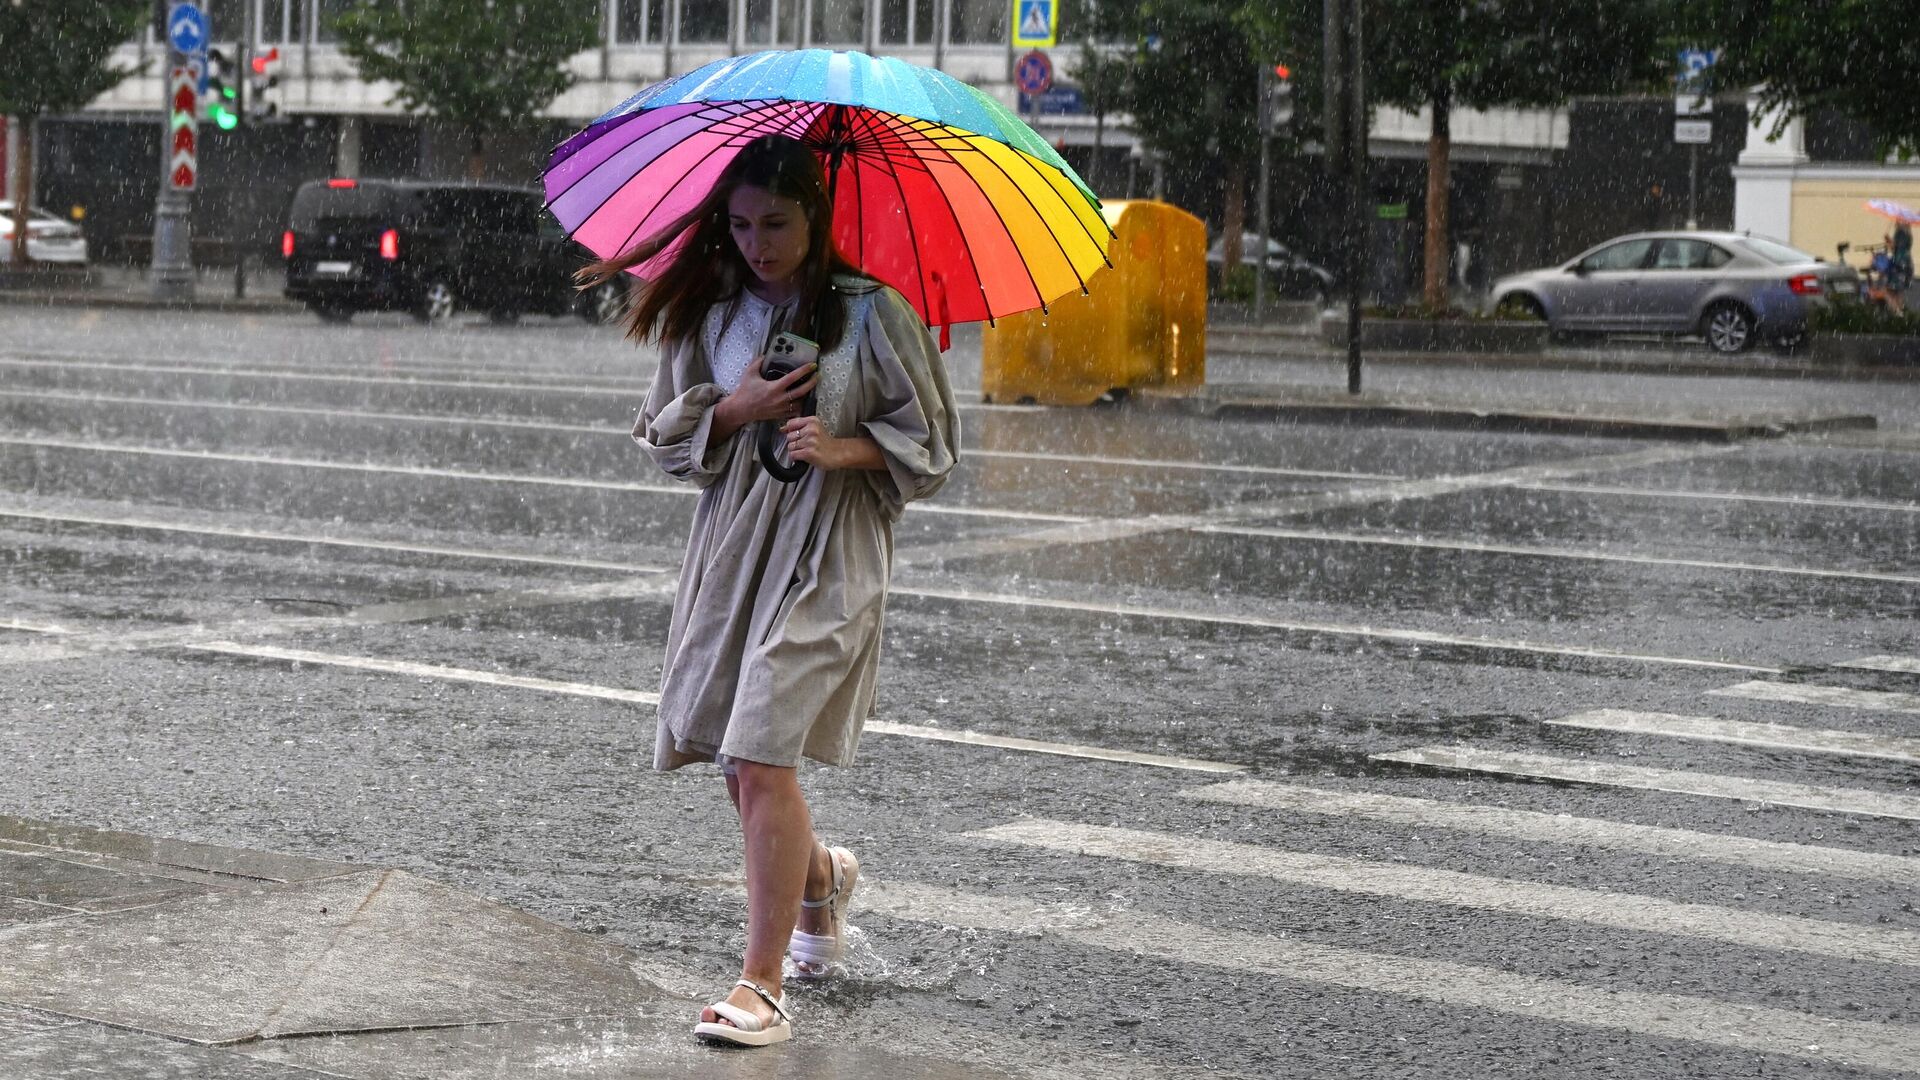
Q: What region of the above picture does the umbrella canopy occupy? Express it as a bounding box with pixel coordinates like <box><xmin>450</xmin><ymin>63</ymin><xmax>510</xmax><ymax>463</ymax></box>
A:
<box><xmin>543</xmin><ymin>49</ymin><xmax>1112</xmax><ymax>328</ymax></box>
<box><xmin>1865</xmin><ymin>198</ymin><xmax>1920</xmax><ymax>225</ymax></box>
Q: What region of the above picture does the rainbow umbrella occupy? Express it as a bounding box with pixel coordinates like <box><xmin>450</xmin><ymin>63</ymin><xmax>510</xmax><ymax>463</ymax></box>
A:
<box><xmin>1866</xmin><ymin>198</ymin><xmax>1920</xmax><ymax>225</ymax></box>
<box><xmin>543</xmin><ymin>49</ymin><xmax>1112</xmax><ymax>332</ymax></box>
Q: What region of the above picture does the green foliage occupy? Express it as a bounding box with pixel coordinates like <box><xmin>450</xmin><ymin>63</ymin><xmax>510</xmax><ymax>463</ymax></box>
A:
<box><xmin>1216</xmin><ymin>263</ymin><xmax>1259</xmax><ymax>301</ymax></box>
<box><xmin>0</xmin><ymin>0</ymin><xmax>148</xmax><ymax>119</ymax></box>
<box><xmin>1694</xmin><ymin>0</ymin><xmax>1918</xmax><ymax>156</ymax></box>
<box><xmin>1810</xmin><ymin>300</ymin><xmax>1920</xmax><ymax>337</ymax></box>
<box><xmin>1079</xmin><ymin>1</ymin><xmax>1292</xmax><ymax>181</ymax></box>
<box><xmin>334</xmin><ymin>0</ymin><xmax>599</xmax><ymax>135</ymax></box>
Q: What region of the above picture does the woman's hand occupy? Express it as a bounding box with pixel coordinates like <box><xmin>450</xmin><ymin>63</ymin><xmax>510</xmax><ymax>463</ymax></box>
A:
<box><xmin>712</xmin><ymin>360</ymin><xmax>816</xmax><ymax>439</ymax></box>
<box><xmin>783</xmin><ymin>417</ymin><xmax>886</xmax><ymax>471</ymax></box>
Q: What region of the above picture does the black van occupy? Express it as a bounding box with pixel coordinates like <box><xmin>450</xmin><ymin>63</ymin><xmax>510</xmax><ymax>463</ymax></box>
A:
<box><xmin>282</xmin><ymin>178</ymin><xmax>626</xmax><ymax>325</ymax></box>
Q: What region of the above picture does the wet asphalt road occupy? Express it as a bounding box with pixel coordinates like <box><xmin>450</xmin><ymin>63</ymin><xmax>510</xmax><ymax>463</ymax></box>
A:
<box><xmin>3</xmin><ymin>306</ymin><xmax>1919</xmax><ymax>1079</ymax></box>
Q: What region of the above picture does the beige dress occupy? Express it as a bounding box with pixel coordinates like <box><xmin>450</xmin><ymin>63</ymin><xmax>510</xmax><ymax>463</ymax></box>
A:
<box><xmin>635</xmin><ymin>275</ymin><xmax>959</xmax><ymax>770</ymax></box>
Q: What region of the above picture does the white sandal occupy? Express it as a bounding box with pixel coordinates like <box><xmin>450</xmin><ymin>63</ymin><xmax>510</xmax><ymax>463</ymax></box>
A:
<box><xmin>693</xmin><ymin>978</ymin><xmax>792</xmax><ymax>1047</ymax></box>
<box><xmin>789</xmin><ymin>845</ymin><xmax>859</xmax><ymax>980</ymax></box>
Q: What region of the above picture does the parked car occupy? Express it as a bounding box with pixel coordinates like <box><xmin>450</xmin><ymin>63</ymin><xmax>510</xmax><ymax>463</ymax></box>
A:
<box><xmin>282</xmin><ymin>178</ymin><xmax>625</xmax><ymax>324</ymax></box>
<box><xmin>1488</xmin><ymin>231</ymin><xmax>1858</xmax><ymax>353</ymax></box>
<box><xmin>1206</xmin><ymin>231</ymin><xmax>1335</xmax><ymax>302</ymax></box>
<box><xmin>0</xmin><ymin>201</ymin><xmax>89</xmax><ymax>265</ymax></box>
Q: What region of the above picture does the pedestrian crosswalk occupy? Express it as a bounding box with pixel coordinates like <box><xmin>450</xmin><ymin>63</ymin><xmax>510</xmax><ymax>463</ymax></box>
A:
<box><xmin>911</xmin><ymin>655</ymin><xmax>1920</xmax><ymax>1074</ymax></box>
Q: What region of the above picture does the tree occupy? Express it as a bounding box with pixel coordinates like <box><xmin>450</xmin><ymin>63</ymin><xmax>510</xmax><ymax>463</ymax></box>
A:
<box><xmin>1697</xmin><ymin>0</ymin><xmax>1918</xmax><ymax>157</ymax></box>
<box><xmin>1068</xmin><ymin>45</ymin><xmax>1128</xmax><ymax>196</ymax></box>
<box><xmin>0</xmin><ymin>1</ymin><xmax>147</xmax><ymax>266</ymax></box>
<box><xmin>1364</xmin><ymin>2</ymin><xmax>1678</xmax><ymax>307</ymax></box>
<box><xmin>334</xmin><ymin>0</ymin><xmax>599</xmax><ymax>179</ymax></box>
<box><xmin>1080</xmin><ymin>0</ymin><xmax>1289</xmax><ymax>273</ymax></box>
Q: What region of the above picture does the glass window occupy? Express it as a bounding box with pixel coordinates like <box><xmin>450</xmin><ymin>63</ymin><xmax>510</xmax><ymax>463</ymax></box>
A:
<box><xmin>679</xmin><ymin>0</ymin><xmax>729</xmax><ymax>42</ymax></box>
<box><xmin>615</xmin><ymin>0</ymin><xmax>665</xmax><ymax>42</ymax></box>
<box><xmin>810</xmin><ymin>0</ymin><xmax>863</xmax><ymax>45</ymax></box>
<box><xmin>260</xmin><ymin>0</ymin><xmax>306</xmax><ymax>44</ymax></box>
<box><xmin>1652</xmin><ymin>239</ymin><xmax>1704</xmax><ymax>270</ymax></box>
<box><xmin>950</xmin><ymin>0</ymin><xmax>1005</xmax><ymax>43</ymax></box>
<box><xmin>314</xmin><ymin>0</ymin><xmax>358</xmax><ymax>43</ymax></box>
<box><xmin>1578</xmin><ymin>239</ymin><xmax>1653</xmax><ymax>273</ymax></box>
<box><xmin>1701</xmin><ymin>244</ymin><xmax>1733</xmax><ymax>269</ymax></box>
<box><xmin>745</xmin><ymin>0</ymin><xmax>800</xmax><ymax>44</ymax></box>
<box><xmin>879</xmin><ymin>0</ymin><xmax>934</xmax><ymax>44</ymax></box>
<box><xmin>1737</xmin><ymin>236</ymin><xmax>1818</xmax><ymax>266</ymax></box>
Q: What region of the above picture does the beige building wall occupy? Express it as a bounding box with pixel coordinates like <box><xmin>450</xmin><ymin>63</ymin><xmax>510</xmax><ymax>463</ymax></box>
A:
<box><xmin>1789</xmin><ymin>174</ymin><xmax>1920</xmax><ymax>270</ymax></box>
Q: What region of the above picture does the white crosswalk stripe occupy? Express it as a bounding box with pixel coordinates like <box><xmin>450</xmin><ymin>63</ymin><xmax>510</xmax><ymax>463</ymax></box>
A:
<box><xmin>1709</xmin><ymin>680</ymin><xmax>1920</xmax><ymax>715</ymax></box>
<box><xmin>1546</xmin><ymin>707</ymin><xmax>1920</xmax><ymax>763</ymax></box>
<box><xmin>1180</xmin><ymin>778</ymin><xmax>1919</xmax><ymax>883</ymax></box>
<box><xmin>854</xmin><ymin>880</ymin><xmax>1920</xmax><ymax>1075</ymax></box>
<box><xmin>1370</xmin><ymin>745</ymin><xmax>1920</xmax><ymax>821</ymax></box>
<box><xmin>1839</xmin><ymin>655</ymin><xmax>1920</xmax><ymax>674</ymax></box>
<box><xmin>962</xmin><ymin>819</ymin><xmax>1920</xmax><ymax>967</ymax></box>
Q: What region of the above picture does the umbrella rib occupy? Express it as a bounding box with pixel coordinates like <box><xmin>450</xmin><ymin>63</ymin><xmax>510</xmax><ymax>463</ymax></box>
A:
<box><xmin>560</xmin><ymin>98</ymin><xmax>760</xmax><ymax>227</ymax></box>
<box><xmin>851</xmin><ymin>108</ymin><xmax>934</xmax><ymax>323</ymax></box>
<box><xmin>880</xmin><ymin>111</ymin><xmax>1027</xmax><ymax>319</ymax></box>
<box><xmin>994</xmin><ymin>140</ymin><xmax>1116</xmax><ymax>269</ymax></box>
<box><xmin>909</xmin><ymin>118</ymin><xmax>1068</xmax><ymax>309</ymax></box>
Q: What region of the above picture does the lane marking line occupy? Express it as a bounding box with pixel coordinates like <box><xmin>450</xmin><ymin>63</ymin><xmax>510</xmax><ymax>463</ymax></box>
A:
<box><xmin>861</xmin><ymin>879</ymin><xmax>1920</xmax><ymax>1074</ymax></box>
<box><xmin>1709</xmin><ymin>680</ymin><xmax>1920</xmax><ymax>716</ymax></box>
<box><xmin>1547</xmin><ymin>707</ymin><xmax>1920</xmax><ymax>764</ymax></box>
<box><xmin>190</xmin><ymin>642</ymin><xmax>663</xmax><ymax>704</ymax></box>
<box><xmin>862</xmin><ymin>721</ymin><xmax>1244</xmax><ymax>773</ymax></box>
<box><xmin>1520</xmin><ymin>481</ymin><xmax>1920</xmax><ymax>517</ymax></box>
<box><xmin>0</xmin><ymin>436</ymin><xmax>1088</xmax><ymax>525</ymax></box>
<box><xmin>1195</xmin><ymin>523</ymin><xmax>1920</xmax><ymax>586</ymax></box>
<box><xmin>896</xmin><ymin>586</ymin><xmax>1784</xmax><ymax>673</ymax></box>
<box><xmin>0</xmin><ymin>357</ymin><xmax>1041</xmax><ymax>413</ymax></box>
<box><xmin>964</xmin><ymin>819</ymin><xmax>1920</xmax><ymax>967</ymax></box>
<box><xmin>1839</xmin><ymin>655</ymin><xmax>1920</xmax><ymax>674</ymax></box>
<box><xmin>0</xmin><ymin>506</ymin><xmax>1787</xmax><ymax>674</ymax></box>
<box><xmin>1372</xmin><ymin>745</ymin><xmax>1920</xmax><ymax>821</ymax></box>
<box><xmin>1181</xmin><ymin>778</ymin><xmax>1919</xmax><ymax>884</ymax></box>
<box><xmin>0</xmin><ymin>387</ymin><xmax>1389</xmax><ymax>482</ymax></box>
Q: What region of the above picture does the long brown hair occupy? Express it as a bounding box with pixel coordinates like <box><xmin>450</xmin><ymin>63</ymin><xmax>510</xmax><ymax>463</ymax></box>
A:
<box><xmin>576</xmin><ymin>134</ymin><xmax>861</xmax><ymax>351</ymax></box>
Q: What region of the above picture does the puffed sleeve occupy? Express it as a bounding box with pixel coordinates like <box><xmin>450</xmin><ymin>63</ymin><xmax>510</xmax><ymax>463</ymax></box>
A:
<box><xmin>857</xmin><ymin>286</ymin><xmax>960</xmax><ymax>518</ymax></box>
<box><xmin>632</xmin><ymin>334</ymin><xmax>735</xmax><ymax>488</ymax></box>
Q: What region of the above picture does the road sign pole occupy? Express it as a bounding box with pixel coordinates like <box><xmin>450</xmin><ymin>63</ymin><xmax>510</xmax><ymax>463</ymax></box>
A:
<box><xmin>1687</xmin><ymin>143</ymin><xmax>1699</xmax><ymax>230</ymax></box>
<box><xmin>150</xmin><ymin>2</ymin><xmax>203</xmax><ymax>302</ymax></box>
<box><xmin>233</xmin><ymin>0</ymin><xmax>251</xmax><ymax>299</ymax></box>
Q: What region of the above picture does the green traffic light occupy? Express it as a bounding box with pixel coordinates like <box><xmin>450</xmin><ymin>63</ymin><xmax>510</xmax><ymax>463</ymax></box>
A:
<box><xmin>215</xmin><ymin>108</ymin><xmax>238</xmax><ymax>131</ymax></box>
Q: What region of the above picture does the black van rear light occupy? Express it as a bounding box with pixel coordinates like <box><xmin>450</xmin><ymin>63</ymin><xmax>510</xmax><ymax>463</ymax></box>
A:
<box><xmin>327</xmin><ymin>178</ymin><xmax>358</xmax><ymax>189</ymax></box>
<box><xmin>379</xmin><ymin>229</ymin><xmax>399</xmax><ymax>260</ymax></box>
<box><xmin>281</xmin><ymin>230</ymin><xmax>295</xmax><ymax>258</ymax></box>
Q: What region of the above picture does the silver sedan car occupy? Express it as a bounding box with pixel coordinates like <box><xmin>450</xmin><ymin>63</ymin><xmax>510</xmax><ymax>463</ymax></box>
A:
<box><xmin>1488</xmin><ymin>231</ymin><xmax>1858</xmax><ymax>353</ymax></box>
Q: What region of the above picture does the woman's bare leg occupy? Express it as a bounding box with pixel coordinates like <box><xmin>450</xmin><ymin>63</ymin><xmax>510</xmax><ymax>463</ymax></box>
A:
<box><xmin>724</xmin><ymin>770</ymin><xmax>833</xmax><ymax>939</ymax></box>
<box><xmin>703</xmin><ymin>760</ymin><xmax>831</xmax><ymax>1028</ymax></box>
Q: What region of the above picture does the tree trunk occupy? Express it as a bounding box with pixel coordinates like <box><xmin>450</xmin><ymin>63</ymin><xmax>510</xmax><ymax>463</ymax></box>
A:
<box><xmin>8</xmin><ymin>118</ymin><xmax>32</xmax><ymax>267</ymax></box>
<box><xmin>1422</xmin><ymin>83</ymin><xmax>1451</xmax><ymax>310</ymax></box>
<box><xmin>465</xmin><ymin>128</ymin><xmax>487</xmax><ymax>181</ymax></box>
<box><xmin>1222</xmin><ymin>161</ymin><xmax>1246</xmax><ymax>272</ymax></box>
<box><xmin>1090</xmin><ymin>109</ymin><xmax>1104</xmax><ymax>195</ymax></box>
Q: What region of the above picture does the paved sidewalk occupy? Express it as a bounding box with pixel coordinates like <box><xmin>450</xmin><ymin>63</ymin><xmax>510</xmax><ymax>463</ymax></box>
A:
<box><xmin>0</xmin><ymin>815</ymin><xmax>982</xmax><ymax>1080</ymax></box>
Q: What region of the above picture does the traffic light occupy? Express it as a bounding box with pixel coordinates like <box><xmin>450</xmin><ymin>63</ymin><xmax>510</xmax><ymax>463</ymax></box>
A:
<box><xmin>204</xmin><ymin>48</ymin><xmax>239</xmax><ymax>131</ymax></box>
<box><xmin>1258</xmin><ymin>63</ymin><xmax>1294</xmax><ymax>135</ymax></box>
<box><xmin>248</xmin><ymin>47</ymin><xmax>283</xmax><ymax>122</ymax></box>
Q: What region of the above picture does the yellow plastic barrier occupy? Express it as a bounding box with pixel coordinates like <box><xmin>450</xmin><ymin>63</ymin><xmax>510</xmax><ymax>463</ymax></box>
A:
<box><xmin>982</xmin><ymin>200</ymin><xmax>1207</xmax><ymax>406</ymax></box>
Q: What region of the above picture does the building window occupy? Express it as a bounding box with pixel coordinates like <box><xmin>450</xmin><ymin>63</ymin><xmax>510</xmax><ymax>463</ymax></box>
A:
<box><xmin>678</xmin><ymin>0</ymin><xmax>729</xmax><ymax>42</ymax></box>
<box><xmin>879</xmin><ymin>0</ymin><xmax>935</xmax><ymax>44</ymax></box>
<box><xmin>809</xmin><ymin>0</ymin><xmax>863</xmax><ymax>45</ymax></box>
<box><xmin>614</xmin><ymin>0</ymin><xmax>666</xmax><ymax>43</ymax></box>
<box><xmin>745</xmin><ymin>0</ymin><xmax>800</xmax><ymax>45</ymax></box>
<box><xmin>949</xmin><ymin>0</ymin><xmax>1005</xmax><ymax>44</ymax></box>
<box><xmin>260</xmin><ymin>0</ymin><xmax>306</xmax><ymax>44</ymax></box>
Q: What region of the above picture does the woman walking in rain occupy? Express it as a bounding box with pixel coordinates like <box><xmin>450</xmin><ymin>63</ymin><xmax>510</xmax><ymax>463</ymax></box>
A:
<box><xmin>577</xmin><ymin>134</ymin><xmax>958</xmax><ymax>1048</ymax></box>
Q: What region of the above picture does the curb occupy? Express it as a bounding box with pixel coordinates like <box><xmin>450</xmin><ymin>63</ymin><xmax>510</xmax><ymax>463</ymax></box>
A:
<box><xmin>1204</xmin><ymin>342</ymin><xmax>1920</xmax><ymax>384</ymax></box>
<box><xmin>0</xmin><ymin>290</ymin><xmax>300</xmax><ymax>315</ymax></box>
<box><xmin>1133</xmin><ymin>387</ymin><xmax>1879</xmax><ymax>442</ymax></box>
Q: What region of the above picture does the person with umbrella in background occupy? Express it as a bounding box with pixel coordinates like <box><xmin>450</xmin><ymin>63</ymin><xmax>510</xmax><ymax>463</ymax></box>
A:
<box><xmin>550</xmin><ymin>47</ymin><xmax>1108</xmax><ymax>1049</ymax></box>
<box><xmin>574</xmin><ymin>133</ymin><xmax>956</xmax><ymax>1047</ymax></box>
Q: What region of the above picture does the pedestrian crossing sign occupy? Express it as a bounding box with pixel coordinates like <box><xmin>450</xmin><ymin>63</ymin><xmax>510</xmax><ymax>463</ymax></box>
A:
<box><xmin>1012</xmin><ymin>0</ymin><xmax>1057</xmax><ymax>49</ymax></box>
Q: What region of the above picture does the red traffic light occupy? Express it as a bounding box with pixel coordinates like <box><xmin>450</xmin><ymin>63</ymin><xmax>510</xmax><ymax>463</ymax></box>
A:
<box><xmin>251</xmin><ymin>47</ymin><xmax>280</xmax><ymax>75</ymax></box>
<box><xmin>1274</xmin><ymin>64</ymin><xmax>1291</xmax><ymax>81</ymax></box>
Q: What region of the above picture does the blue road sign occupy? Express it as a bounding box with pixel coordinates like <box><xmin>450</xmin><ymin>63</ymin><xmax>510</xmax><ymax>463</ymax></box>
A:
<box><xmin>167</xmin><ymin>3</ymin><xmax>208</xmax><ymax>56</ymax></box>
<box><xmin>1015</xmin><ymin>51</ymin><xmax>1053</xmax><ymax>96</ymax></box>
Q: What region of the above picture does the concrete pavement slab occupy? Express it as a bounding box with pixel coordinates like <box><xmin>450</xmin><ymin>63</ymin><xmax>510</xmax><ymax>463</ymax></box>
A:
<box><xmin>0</xmin><ymin>1024</ymin><xmax>336</xmax><ymax>1079</ymax></box>
<box><xmin>0</xmin><ymin>814</ymin><xmax>357</xmax><ymax>884</ymax></box>
<box><xmin>0</xmin><ymin>867</ymin><xmax>665</xmax><ymax>1045</ymax></box>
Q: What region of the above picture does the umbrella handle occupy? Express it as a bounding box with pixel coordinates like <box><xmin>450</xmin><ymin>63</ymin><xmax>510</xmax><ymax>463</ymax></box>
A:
<box><xmin>757</xmin><ymin>419</ymin><xmax>811</xmax><ymax>484</ymax></box>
